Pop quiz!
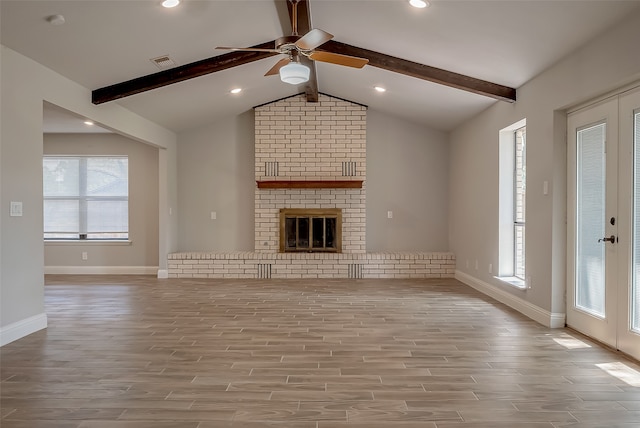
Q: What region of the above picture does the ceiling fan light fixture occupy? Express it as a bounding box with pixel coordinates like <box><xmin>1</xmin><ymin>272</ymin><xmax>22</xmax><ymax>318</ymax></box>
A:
<box><xmin>279</xmin><ymin>62</ymin><xmax>310</xmax><ymax>85</ymax></box>
<box><xmin>409</xmin><ymin>0</ymin><xmax>430</xmax><ymax>8</ymax></box>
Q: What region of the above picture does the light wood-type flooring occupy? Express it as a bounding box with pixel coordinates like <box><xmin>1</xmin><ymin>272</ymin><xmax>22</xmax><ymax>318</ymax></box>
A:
<box><xmin>2</xmin><ymin>275</ymin><xmax>640</xmax><ymax>427</ymax></box>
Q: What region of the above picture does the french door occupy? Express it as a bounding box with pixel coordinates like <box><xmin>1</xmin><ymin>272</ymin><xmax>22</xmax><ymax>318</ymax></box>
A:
<box><xmin>567</xmin><ymin>87</ymin><xmax>640</xmax><ymax>361</ymax></box>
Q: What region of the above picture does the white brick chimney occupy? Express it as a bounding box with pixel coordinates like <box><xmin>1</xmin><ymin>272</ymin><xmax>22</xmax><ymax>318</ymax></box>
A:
<box><xmin>254</xmin><ymin>94</ymin><xmax>367</xmax><ymax>253</ymax></box>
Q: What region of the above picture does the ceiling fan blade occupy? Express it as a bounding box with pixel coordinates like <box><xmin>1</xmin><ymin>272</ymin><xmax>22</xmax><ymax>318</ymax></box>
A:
<box><xmin>216</xmin><ymin>46</ymin><xmax>280</xmax><ymax>53</ymax></box>
<box><xmin>295</xmin><ymin>28</ymin><xmax>333</xmax><ymax>51</ymax></box>
<box><xmin>309</xmin><ymin>51</ymin><xmax>369</xmax><ymax>69</ymax></box>
<box><xmin>264</xmin><ymin>58</ymin><xmax>291</xmax><ymax>76</ymax></box>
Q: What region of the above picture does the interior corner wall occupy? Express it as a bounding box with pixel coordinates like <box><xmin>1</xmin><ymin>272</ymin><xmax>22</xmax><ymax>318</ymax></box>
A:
<box><xmin>367</xmin><ymin>109</ymin><xmax>450</xmax><ymax>252</ymax></box>
<box><xmin>177</xmin><ymin>111</ymin><xmax>256</xmax><ymax>252</ymax></box>
<box><xmin>158</xmin><ymin>142</ymin><xmax>179</xmax><ymax>276</ymax></box>
<box><xmin>0</xmin><ymin>45</ymin><xmax>176</xmax><ymax>345</ymax></box>
<box><xmin>449</xmin><ymin>9</ymin><xmax>640</xmax><ymax>320</ymax></box>
<box><xmin>43</xmin><ymin>133</ymin><xmax>159</xmax><ymax>269</ymax></box>
<box><xmin>1</xmin><ymin>47</ymin><xmax>48</xmax><ymax>340</ymax></box>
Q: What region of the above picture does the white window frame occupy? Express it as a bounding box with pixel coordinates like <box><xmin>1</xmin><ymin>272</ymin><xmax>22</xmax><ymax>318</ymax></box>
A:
<box><xmin>43</xmin><ymin>155</ymin><xmax>129</xmax><ymax>241</ymax></box>
<box><xmin>498</xmin><ymin>119</ymin><xmax>527</xmax><ymax>288</ymax></box>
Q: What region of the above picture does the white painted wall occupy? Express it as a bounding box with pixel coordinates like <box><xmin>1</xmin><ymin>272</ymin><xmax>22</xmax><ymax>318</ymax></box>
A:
<box><xmin>177</xmin><ymin>107</ymin><xmax>450</xmax><ymax>253</ymax></box>
<box><xmin>449</xmin><ymin>9</ymin><xmax>640</xmax><ymax>324</ymax></box>
<box><xmin>177</xmin><ymin>111</ymin><xmax>256</xmax><ymax>251</ymax></box>
<box><xmin>43</xmin><ymin>133</ymin><xmax>159</xmax><ymax>271</ymax></box>
<box><xmin>367</xmin><ymin>110</ymin><xmax>449</xmax><ymax>252</ymax></box>
<box><xmin>0</xmin><ymin>46</ymin><xmax>177</xmax><ymax>345</ymax></box>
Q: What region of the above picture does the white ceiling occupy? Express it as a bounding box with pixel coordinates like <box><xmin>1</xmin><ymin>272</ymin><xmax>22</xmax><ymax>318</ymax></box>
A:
<box><xmin>3</xmin><ymin>0</ymin><xmax>640</xmax><ymax>134</ymax></box>
<box><xmin>42</xmin><ymin>102</ymin><xmax>111</xmax><ymax>133</ymax></box>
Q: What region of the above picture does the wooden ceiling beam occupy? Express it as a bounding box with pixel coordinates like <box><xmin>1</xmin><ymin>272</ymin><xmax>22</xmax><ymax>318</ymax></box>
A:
<box><xmin>320</xmin><ymin>40</ymin><xmax>516</xmax><ymax>103</ymax></box>
<box><xmin>92</xmin><ymin>41</ymin><xmax>278</xmax><ymax>104</ymax></box>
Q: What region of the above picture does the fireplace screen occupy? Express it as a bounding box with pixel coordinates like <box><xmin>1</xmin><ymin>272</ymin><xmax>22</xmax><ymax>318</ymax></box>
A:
<box><xmin>280</xmin><ymin>208</ymin><xmax>342</xmax><ymax>253</ymax></box>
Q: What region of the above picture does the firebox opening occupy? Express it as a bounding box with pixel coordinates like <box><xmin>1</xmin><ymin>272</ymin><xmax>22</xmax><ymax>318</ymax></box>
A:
<box><xmin>279</xmin><ymin>208</ymin><xmax>342</xmax><ymax>253</ymax></box>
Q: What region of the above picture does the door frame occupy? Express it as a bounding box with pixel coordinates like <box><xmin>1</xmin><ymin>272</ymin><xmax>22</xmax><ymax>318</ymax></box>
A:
<box><xmin>567</xmin><ymin>97</ymin><xmax>619</xmax><ymax>348</ymax></box>
<box><xmin>567</xmin><ymin>85</ymin><xmax>640</xmax><ymax>361</ymax></box>
<box><xmin>616</xmin><ymin>88</ymin><xmax>640</xmax><ymax>359</ymax></box>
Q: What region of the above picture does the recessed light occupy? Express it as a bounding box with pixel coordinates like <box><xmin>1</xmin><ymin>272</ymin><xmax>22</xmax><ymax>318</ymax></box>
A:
<box><xmin>162</xmin><ymin>0</ymin><xmax>180</xmax><ymax>8</ymax></box>
<box><xmin>84</xmin><ymin>120</ymin><xmax>94</xmax><ymax>126</ymax></box>
<box><xmin>230</xmin><ymin>88</ymin><xmax>242</xmax><ymax>94</ymax></box>
<box><xmin>374</xmin><ymin>86</ymin><xmax>386</xmax><ymax>93</ymax></box>
<box><xmin>409</xmin><ymin>0</ymin><xmax>429</xmax><ymax>8</ymax></box>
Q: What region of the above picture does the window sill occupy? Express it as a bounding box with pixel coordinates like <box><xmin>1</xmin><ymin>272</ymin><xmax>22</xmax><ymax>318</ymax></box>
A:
<box><xmin>45</xmin><ymin>240</ymin><xmax>132</xmax><ymax>246</ymax></box>
<box><xmin>495</xmin><ymin>276</ymin><xmax>527</xmax><ymax>290</ymax></box>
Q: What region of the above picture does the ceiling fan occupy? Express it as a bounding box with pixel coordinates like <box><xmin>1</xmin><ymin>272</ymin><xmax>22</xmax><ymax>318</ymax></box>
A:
<box><xmin>215</xmin><ymin>0</ymin><xmax>369</xmax><ymax>84</ymax></box>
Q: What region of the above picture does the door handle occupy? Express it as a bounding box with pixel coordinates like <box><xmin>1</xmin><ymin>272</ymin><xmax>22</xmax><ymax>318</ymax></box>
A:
<box><xmin>598</xmin><ymin>235</ymin><xmax>616</xmax><ymax>243</ymax></box>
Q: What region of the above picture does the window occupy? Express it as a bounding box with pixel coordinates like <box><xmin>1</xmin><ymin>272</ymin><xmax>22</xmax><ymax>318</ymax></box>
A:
<box><xmin>514</xmin><ymin>126</ymin><xmax>526</xmax><ymax>279</ymax></box>
<box><xmin>498</xmin><ymin>119</ymin><xmax>526</xmax><ymax>286</ymax></box>
<box><xmin>43</xmin><ymin>156</ymin><xmax>128</xmax><ymax>240</ymax></box>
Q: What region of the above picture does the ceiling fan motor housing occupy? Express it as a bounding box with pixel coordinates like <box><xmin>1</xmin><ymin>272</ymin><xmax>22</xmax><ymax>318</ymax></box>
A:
<box><xmin>276</xmin><ymin>35</ymin><xmax>301</xmax><ymax>52</ymax></box>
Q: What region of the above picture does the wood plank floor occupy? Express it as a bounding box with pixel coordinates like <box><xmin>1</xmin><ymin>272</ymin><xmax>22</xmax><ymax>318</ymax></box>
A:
<box><xmin>2</xmin><ymin>276</ymin><xmax>640</xmax><ymax>427</ymax></box>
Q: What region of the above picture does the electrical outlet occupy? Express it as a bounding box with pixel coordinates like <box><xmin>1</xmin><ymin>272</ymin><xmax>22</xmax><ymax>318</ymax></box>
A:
<box><xmin>82</xmin><ymin>251</ymin><xmax>88</xmax><ymax>261</ymax></box>
<box><xmin>210</xmin><ymin>211</ymin><xmax>217</xmax><ymax>220</ymax></box>
<box><xmin>488</xmin><ymin>263</ymin><xmax>493</xmax><ymax>274</ymax></box>
<box><xmin>387</xmin><ymin>211</ymin><xmax>393</xmax><ymax>219</ymax></box>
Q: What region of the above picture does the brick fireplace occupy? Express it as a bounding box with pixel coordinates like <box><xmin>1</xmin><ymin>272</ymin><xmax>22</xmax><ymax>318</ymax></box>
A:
<box><xmin>254</xmin><ymin>94</ymin><xmax>366</xmax><ymax>253</ymax></box>
<box><xmin>168</xmin><ymin>94</ymin><xmax>455</xmax><ymax>279</ymax></box>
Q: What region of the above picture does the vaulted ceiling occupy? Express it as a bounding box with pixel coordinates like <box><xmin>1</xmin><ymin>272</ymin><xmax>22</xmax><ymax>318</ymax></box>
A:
<box><xmin>2</xmin><ymin>0</ymin><xmax>640</xmax><ymax>133</ymax></box>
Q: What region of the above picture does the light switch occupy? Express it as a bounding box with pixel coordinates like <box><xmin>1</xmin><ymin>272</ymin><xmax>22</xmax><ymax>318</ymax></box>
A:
<box><xmin>387</xmin><ymin>211</ymin><xmax>393</xmax><ymax>219</ymax></box>
<box><xmin>211</xmin><ymin>211</ymin><xmax>217</xmax><ymax>220</ymax></box>
<box><xmin>543</xmin><ymin>181</ymin><xmax>549</xmax><ymax>195</ymax></box>
<box><xmin>10</xmin><ymin>201</ymin><xmax>23</xmax><ymax>217</ymax></box>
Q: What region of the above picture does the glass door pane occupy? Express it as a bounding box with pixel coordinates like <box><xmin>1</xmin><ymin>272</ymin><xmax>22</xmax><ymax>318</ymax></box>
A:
<box><xmin>297</xmin><ymin>217</ymin><xmax>309</xmax><ymax>249</ymax></box>
<box><xmin>312</xmin><ymin>217</ymin><xmax>324</xmax><ymax>248</ymax></box>
<box><xmin>633</xmin><ymin>111</ymin><xmax>640</xmax><ymax>332</ymax></box>
<box><xmin>576</xmin><ymin>122</ymin><xmax>607</xmax><ymax>317</ymax></box>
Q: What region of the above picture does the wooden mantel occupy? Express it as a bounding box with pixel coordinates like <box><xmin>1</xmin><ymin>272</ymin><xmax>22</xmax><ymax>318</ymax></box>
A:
<box><xmin>256</xmin><ymin>180</ymin><xmax>363</xmax><ymax>189</ymax></box>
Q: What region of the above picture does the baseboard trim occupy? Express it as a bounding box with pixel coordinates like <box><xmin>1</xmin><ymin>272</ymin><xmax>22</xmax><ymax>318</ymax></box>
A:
<box><xmin>455</xmin><ymin>270</ymin><xmax>566</xmax><ymax>328</ymax></box>
<box><xmin>0</xmin><ymin>313</ymin><xmax>48</xmax><ymax>347</ymax></box>
<box><xmin>157</xmin><ymin>269</ymin><xmax>169</xmax><ymax>279</ymax></box>
<box><xmin>44</xmin><ymin>266</ymin><xmax>159</xmax><ymax>275</ymax></box>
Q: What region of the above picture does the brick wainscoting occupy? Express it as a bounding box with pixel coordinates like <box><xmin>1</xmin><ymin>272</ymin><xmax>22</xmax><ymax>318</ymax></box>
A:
<box><xmin>168</xmin><ymin>252</ymin><xmax>455</xmax><ymax>279</ymax></box>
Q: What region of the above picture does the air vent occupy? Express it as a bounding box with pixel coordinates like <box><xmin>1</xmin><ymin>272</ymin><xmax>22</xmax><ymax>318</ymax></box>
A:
<box><xmin>342</xmin><ymin>161</ymin><xmax>357</xmax><ymax>177</ymax></box>
<box><xmin>150</xmin><ymin>55</ymin><xmax>177</xmax><ymax>69</ymax></box>
<box><xmin>348</xmin><ymin>264</ymin><xmax>364</xmax><ymax>279</ymax></box>
<box><xmin>265</xmin><ymin>161</ymin><xmax>279</xmax><ymax>177</ymax></box>
<box><xmin>257</xmin><ymin>264</ymin><xmax>272</xmax><ymax>279</ymax></box>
